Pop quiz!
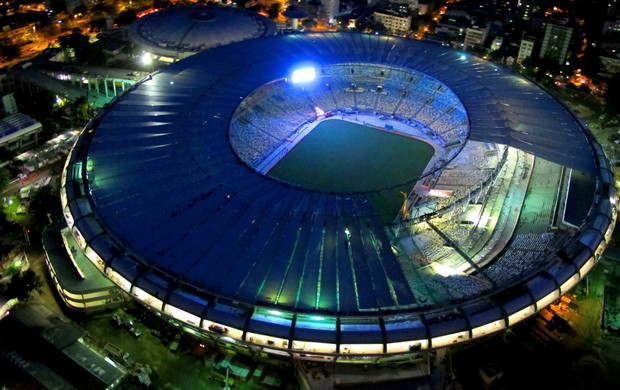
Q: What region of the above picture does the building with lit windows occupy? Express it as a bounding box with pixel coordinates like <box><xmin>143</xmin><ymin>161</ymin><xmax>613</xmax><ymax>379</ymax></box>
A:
<box><xmin>388</xmin><ymin>0</ymin><xmax>420</xmax><ymax>13</ymax></box>
<box><xmin>600</xmin><ymin>54</ymin><xmax>620</xmax><ymax>75</ymax></box>
<box><xmin>540</xmin><ymin>21</ymin><xmax>573</xmax><ymax>65</ymax></box>
<box><xmin>59</xmin><ymin>33</ymin><xmax>616</xmax><ymax>364</ymax></box>
<box><xmin>435</xmin><ymin>16</ymin><xmax>469</xmax><ymax>41</ymax></box>
<box><xmin>602</xmin><ymin>19</ymin><xmax>620</xmax><ymax>36</ymax></box>
<box><xmin>517</xmin><ymin>35</ymin><xmax>536</xmax><ymax>64</ymax></box>
<box><xmin>463</xmin><ymin>24</ymin><xmax>490</xmax><ymax>50</ymax></box>
<box><xmin>373</xmin><ymin>10</ymin><xmax>412</xmax><ymax>36</ymax></box>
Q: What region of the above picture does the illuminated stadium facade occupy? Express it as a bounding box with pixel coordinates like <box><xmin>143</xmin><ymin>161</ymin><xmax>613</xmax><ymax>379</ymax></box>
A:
<box><xmin>60</xmin><ymin>33</ymin><xmax>617</xmax><ymax>362</ymax></box>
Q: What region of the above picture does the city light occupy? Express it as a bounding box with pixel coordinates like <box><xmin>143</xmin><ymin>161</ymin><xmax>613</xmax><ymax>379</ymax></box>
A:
<box><xmin>141</xmin><ymin>52</ymin><xmax>153</xmax><ymax>65</ymax></box>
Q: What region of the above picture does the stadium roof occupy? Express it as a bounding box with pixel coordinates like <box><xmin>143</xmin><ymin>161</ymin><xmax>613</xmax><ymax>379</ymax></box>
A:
<box><xmin>0</xmin><ymin>113</ymin><xmax>40</xmax><ymax>139</ymax></box>
<box><xmin>66</xmin><ymin>33</ymin><xmax>609</xmax><ymax>332</ymax></box>
<box><xmin>128</xmin><ymin>5</ymin><xmax>276</xmax><ymax>59</ymax></box>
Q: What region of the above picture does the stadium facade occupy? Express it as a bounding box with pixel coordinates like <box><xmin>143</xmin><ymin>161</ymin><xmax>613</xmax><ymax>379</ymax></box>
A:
<box><xmin>60</xmin><ymin>33</ymin><xmax>617</xmax><ymax>362</ymax></box>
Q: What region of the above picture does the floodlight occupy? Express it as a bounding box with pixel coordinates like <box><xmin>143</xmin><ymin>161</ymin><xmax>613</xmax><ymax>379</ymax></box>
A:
<box><xmin>291</xmin><ymin>67</ymin><xmax>316</xmax><ymax>83</ymax></box>
<box><xmin>141</xmin><ymin>52</ymin><xmax>152</xmax><ymax>65</ymax></box>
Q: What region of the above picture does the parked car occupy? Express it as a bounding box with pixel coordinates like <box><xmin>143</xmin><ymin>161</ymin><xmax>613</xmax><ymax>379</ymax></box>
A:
<box><xmin>110</xmin><ymin>313</ymin><xmax>124</xmax><ymax>328</ymax></box>
<box><xmin>169</xmin><ymin>333</ymin><xmax>181</xmax><ymax>352</ymax></box>
<box><xmin>126</xmin><ymin>319</ymin><xmax>142</xmax><ymax>338</ymax></box>
<box><xmin>127</xmin><ymin>324</ymin><xmax>142</xmax><ymax>338</ymax></box>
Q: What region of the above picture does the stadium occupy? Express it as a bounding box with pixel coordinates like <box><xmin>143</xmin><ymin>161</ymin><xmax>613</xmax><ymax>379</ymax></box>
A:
<box><xmin>128</xmin><ymin>5</ymin><xmax>276</xmax><ymax>63</ymax></box>
<box><xmin>60</xmin><ymin>33</ymin><xmax>617</xmax><ymax>362</ymax></box>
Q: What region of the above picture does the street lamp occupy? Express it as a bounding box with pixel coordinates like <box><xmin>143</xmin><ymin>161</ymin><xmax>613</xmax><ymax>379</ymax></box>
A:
<box><xmin>223</xmin><ymin>366</ymin><xmax>231</xmax><ymax>390</ymax></box>
<box><xmin>141</xmin><ymin>52</ymin><xmax>152</xmax><ymax>66</ymax></box>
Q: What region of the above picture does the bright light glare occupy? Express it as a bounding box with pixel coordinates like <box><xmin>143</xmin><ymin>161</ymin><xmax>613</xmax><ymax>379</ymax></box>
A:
<box><xmin>433</xmin><ymin>263</ymin><xmax>459</xmax><ymax>277</ymax></box>
<box><xmin>141</xmin><ymin>52</ymin><xmax>152</xmax><ymax>65</ymax></box>
<box><xmin>291</xmin><ymin>67</ymin><xmax>316</xmax><ymax>83</ymax></box>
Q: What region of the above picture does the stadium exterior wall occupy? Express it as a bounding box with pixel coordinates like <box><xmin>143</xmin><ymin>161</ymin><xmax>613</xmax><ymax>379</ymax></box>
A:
<box><xmin>57</xmin><ymin>34</ymin><xmax>618</xmax><ymax>361</ymax></box>
<box><xmin>58</xmin><ymin>110</ymin><xmax>617</xmax><ymax>361</ymax></box>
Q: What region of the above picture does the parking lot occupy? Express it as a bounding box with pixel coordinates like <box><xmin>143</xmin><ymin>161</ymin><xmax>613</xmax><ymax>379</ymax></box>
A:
<box><xmin>77</xmin><ymin>302</ymin><xmax>295</xmax><ymax>390</ymax></box>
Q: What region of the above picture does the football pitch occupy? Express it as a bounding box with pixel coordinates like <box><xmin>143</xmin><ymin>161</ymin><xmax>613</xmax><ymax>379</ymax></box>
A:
<box><xmin>267</xmin><ymin>119</ymin><xmax>434</xmax><ymax>219</ymax></box>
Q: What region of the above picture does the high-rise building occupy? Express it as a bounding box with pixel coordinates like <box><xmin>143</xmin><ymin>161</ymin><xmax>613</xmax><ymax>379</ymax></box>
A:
<box><xmin>517</xmin><ymin>35</ymin><xmax>536</xmax><ymax>64</ymax></box>
<box><xmin>602</xmin><ymin>19</ymin><xmax>620</xmax><ymax>36</ymax></box>
<box><xmin>464</xmin><ymin>24</ymin><xmax>490</xmax><ymax>50</ymax></box>
<box><xmin>324</xmin><ymin>0</ymin><xmax>340</xmax><ymax>23</ymax></box>
<box><xmin>1</xmin><ymin>93</ymin><xmax>17</xmax><ymax>117</ymax></box>
<box><xmin>294</xmin><ymin>0</ymin><xmax>340</xmax><ymax>24</ymax></box>
<box><xmin>388</xmin><ymin>0</ymin><xmax>420</xmax><ymax>13</ymax></box>
<box><xmin>373</xmin><ymin>10</ymin><xmax>412</xmax><ymax>36</ymax></box>
<box><xmin>517</xmin><ymin>0</ymin><xmax>534</xmax><ymax>21</ymax></box>
<box><xmin>540</xmin><ymin>22</ymin><xmax>573</xmax><ymax>65</ymax></box>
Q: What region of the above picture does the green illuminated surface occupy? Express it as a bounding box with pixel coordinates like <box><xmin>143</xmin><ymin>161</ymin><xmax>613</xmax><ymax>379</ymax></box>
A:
<box><xmin>268</xmin><ymin>119</ymin><xmax>434</xmax><ymax>193</ymax></box>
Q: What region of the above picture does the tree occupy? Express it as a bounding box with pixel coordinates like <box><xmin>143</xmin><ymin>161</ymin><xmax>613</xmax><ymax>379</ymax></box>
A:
<box><xmin>488</xmin><ymin>49</ymin><xmax>504</xmax><ymax>62</ymax></box>
<box><xmin>73</xmin><ymin>4</ymin><xmax>87</xmax><ymax>16</ymax></box>
<box><xmin>117</xmin><ymin>10</ymin><xmax>137</xmax><ymax>26</ymax></box>
<box><xmin>29</xmin><ymin>185</ymin><xmax>62</xmax><ymax>227</ymax></box>
<box><xmin>0</xmin><ymin>167</ymin><xmax>9</xmax><ymax>194</ymax></box>
<box><xmin>153</xmin><ymin>0</ymin><xmax>173</xmax><ymax>8</ymax></box>
<box><xmin>302</xmin><ymin>18</ymin><xmax>317</xmax><ymax>29</ymax></box>
<box><xmin>267</xmin><ymin>3</ymin><xmax>280</xmax><ymax>19</ymax></box>
<box><xmin>0</xmin><ymin>216</ymin><xmax>25</xmax><ymax>258</ymax></box>
<box><xmin>91</xmin><ymin>2</ymin><xmax>114</xmax><ymax>16</ymax></box>
<box><xmin>5</xmin><ymin>269</ymin><xmax>42</xmax><ymax>301</ymax></box>
<box><xmin>577</xmin><ymin>45</ymin><xmax>601</xmax><ymax>79</ymax></box>
<box><xmin>0</xmin><ymin>44</ymin><xmax>20</xmax><ymax>60</ymax></box>
<box><xmin>605</xmin><ymin>72</ymin><xmax>620</xmax><ymax>116</ymax></box>
<box><xmin>58</xmin><ymin>28</ymin><xmax>90</xmax><ymax>64</ymax></box>
<box><xmin>15</xmin><ymin>87</ymin><xmax>55</xmax><ymax>119</ymax></box>
<box><xmin>357</xmin><ymin>18</ymin><xmax>387</xmax><ymax>35</ymax></box>
<box><xmin>88</xmin><ymin>42</ymin><xmax>109</xmax><ymax>66</ymax></box>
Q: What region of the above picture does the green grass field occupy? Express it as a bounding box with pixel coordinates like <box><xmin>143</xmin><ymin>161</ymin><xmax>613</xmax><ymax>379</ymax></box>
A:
<box><xmin>267</xmin><ymin>119</ymin><xmax>435</xmax><ymax>221</ymax></box>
